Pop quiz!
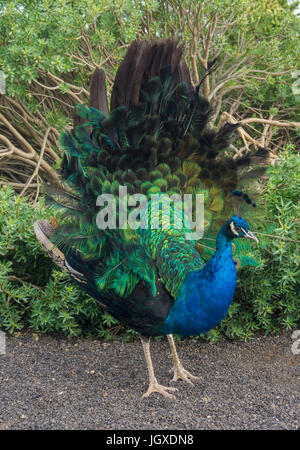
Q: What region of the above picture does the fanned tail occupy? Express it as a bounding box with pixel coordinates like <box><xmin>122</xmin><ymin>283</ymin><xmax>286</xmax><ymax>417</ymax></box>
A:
<box><xmin>45</xmin><ymin>38</ymin><xmax>270</xmax><ymax>299</ymax></box>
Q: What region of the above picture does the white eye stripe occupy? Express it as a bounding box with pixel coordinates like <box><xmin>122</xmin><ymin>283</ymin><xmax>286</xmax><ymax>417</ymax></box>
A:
<box><xmin>230</xmin><ymin>221</ymin><xmax>239</xmax><ymax>236</ymax></box>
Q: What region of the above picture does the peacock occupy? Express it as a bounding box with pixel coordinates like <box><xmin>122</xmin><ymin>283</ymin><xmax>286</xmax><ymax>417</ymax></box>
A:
<box><xmin>34</xmin><ymin>38</ymin><xmax>270</xmax><ymax>398</ymax></box>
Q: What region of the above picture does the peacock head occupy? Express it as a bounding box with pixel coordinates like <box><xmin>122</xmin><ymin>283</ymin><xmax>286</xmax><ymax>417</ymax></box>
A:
<box><xmin>227</xmin><ymin>215</ymin><xmax>259</xmax><ymax>243</ymax></box>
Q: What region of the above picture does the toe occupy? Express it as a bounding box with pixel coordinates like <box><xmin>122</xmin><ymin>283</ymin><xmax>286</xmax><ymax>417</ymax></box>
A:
<box><xmin>142</xmin><ymin>383</ymin><xmax>178</xmax><ymax>399</ymax></box>
<box><xmin>170</xmin><ymin>365</ymin><xmax>201</xmax><ymax>385</ymax></box>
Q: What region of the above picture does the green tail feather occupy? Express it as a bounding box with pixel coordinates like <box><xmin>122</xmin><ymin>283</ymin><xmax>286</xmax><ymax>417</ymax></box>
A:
<box><xmin>49</xmin><ymin>38</ymin><xmax>270</xmax><ymax>300</ymax></box>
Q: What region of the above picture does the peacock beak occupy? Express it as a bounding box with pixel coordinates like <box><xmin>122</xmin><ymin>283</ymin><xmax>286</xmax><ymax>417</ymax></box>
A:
<box><xmin>242</xmin><ymin>229</ymin><xmax>259</xmax><ymax>243</ymax></box>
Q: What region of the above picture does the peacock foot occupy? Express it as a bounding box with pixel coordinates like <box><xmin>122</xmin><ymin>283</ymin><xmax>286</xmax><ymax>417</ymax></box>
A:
<box><xmin>142</xmin><ymin>381</ymin><xmax>178</xmax><ymax>399</ymax></box>
<box><xmin>169</xmin><ymin>364</ymin><xmax>201</xmax><ymax>386</ymax></box>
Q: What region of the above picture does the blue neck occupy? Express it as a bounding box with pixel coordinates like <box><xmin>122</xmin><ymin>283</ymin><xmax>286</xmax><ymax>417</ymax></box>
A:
<box><xmin>216</xmin><ymin>222</ymin><xmax>232</xmax><ymax>250</ymax></box>
<box><xmin>162</xmin><ymin>222</ymin><xmax>237</xmax><ymax>336</ymax></box>
<box><xmin>208</xmin><ymin>222</ymin><xmax>235</xmax><ymax>272</ymax></box>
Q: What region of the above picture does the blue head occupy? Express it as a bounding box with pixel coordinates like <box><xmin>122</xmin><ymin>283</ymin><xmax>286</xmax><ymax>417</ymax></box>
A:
<box><xmin>226</xmin><ymin>215</ymin><xmax>259</xmax><ymax>243</ymax></box>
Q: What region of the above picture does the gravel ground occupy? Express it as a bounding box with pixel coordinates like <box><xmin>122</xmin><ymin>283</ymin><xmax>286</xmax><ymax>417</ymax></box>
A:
<box><xmin>0</xmin><ymin>331</ymin><xmax>299</xmax><ymax>430</ymax></box>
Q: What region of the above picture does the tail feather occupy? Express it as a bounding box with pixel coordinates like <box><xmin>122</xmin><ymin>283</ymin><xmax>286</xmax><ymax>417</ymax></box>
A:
<box><xmin>34</xmin><ymin>219</ymin><xmax>87</xmax><ymax>284</ymax></box>
<box><xmin>33</xmin><ymin>220</ymin><xmax>66</xmax><ymax>270</ymax></box>
<box><xmin>90</xmin><ymin>68</ymin><xmax>109</xmax><ymax>116</ymax></box>
<box><xmin>42</xmin><ymin>38</ymin><xmax>271</xmax><ymax>299</ymax></box>
<box><xmin>110</xmin><ymin>38</ymin><xmax>192</xmax><ymax>111</ymax></box>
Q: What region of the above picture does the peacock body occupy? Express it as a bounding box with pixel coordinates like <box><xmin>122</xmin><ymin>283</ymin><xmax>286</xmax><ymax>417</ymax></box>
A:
<box><xmin>34</xmin><ymin>38</ymin><xmax>269</xmax><ymax>397</ymax></box>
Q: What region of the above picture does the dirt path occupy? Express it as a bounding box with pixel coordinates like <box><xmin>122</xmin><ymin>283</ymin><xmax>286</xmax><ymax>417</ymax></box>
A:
<box><xmin>0</xmin><ymin>331</ymin><xmax>299</xmax><ymax>430</ymax></box>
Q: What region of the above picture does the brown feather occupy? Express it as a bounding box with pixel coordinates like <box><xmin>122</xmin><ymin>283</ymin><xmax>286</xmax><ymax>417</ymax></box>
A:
<box><xmin>90</xmin><ymin>68</ymin><xmax>109</xmax><ymax>116</ymax></box>
<box><xmin>110</xmin><ymin>38</ymin><xmax>193</xmax><ymax>111</ymax></box>
<box><xmin>72</xmin><ymin>112</ymin><xmax>85</xmax><ymax>135</ymax></box>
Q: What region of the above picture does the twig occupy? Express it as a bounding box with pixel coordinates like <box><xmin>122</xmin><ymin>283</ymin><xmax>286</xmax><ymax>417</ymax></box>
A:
<box><xmin>20</xmin><ymin>127</ymin><xmax>52</xmax><ymax>199</ymax></box>
<box><xmin>253</xmin><ymin>231</ymin><xmax>300</xmax><ymax>244</ymax></box>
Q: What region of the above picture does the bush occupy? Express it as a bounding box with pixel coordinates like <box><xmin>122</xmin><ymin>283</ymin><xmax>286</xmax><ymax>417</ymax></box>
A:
<box><xmin>207</xmin><ymin>148</ymin><xmax>300</xmax><ymax>341</ymax></box>
<box><xmin>0</xmin><ymin>186</ymin><xmax>128</xmax><ymax>339</ymax></box>
<box><xmin>0</xmin><ymin>149</ymin><xmax>299</xmax><ymax>340</ymax></box>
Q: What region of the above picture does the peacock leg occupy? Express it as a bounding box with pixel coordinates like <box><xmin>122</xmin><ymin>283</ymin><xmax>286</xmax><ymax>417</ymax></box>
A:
<box><xmin>167</xmin><ymin>334</ymin><xmax>201</xmax><ymax>385</ymax></box>
<box><xmin>140</xmin><ymin>336</ymin><xmax>178</xmax><ymax>399</ymax></box>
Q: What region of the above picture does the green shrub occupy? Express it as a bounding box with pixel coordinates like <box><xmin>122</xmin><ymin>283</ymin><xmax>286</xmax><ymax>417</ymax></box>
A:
<box><xmin>0</xmin><ymin>148</ymin><xmax>299</xmax><ymax>340</ymax></box>
<box><xmin>208</xmin><ymin>148</ymin><xmax>300</xmax><ymax>341</ymax></box>
<box><xmin>0</xmin><ymin>186</ymin><xmax>129</xmax><ymax>339</ymax></box>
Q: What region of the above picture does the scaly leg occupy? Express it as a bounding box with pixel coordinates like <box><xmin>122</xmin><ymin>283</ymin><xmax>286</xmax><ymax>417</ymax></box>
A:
<box><xmin>140</xmin><ymin>336</ymin><xmax>178</xmax><ymax>399</ymax></box>
<box><xmin>167</xmin><ymin>334</ymin><xmax>201</xmax><ymax>385</ymax></box>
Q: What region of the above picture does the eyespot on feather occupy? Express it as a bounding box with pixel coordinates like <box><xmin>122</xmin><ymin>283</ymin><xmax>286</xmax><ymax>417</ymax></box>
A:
<box><xmin>233</xmin><ymin>259</ymin><xmax>240</xmax><ymax>270</ymax></box>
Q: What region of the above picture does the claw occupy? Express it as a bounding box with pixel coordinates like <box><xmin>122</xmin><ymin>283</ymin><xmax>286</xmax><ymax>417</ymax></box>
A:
<box><xmin>169</xmin><ymin>365</ymin><xmax>201</xmax><ymax>386</ymax></box>
<box><xmin>142</xmin><ymin>382</ymin><xmax>178</xmax><ymax>399</ymax></box>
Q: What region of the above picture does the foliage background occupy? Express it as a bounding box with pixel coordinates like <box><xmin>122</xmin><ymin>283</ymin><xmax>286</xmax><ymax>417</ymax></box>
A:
<box><xmin>0</xmin><ymin>0</ymin><xmax>299</xmax><ymax>193</ymax></box>
<box><xmin>0</xmin><ymin>149</ymin><xmax>299</xmax><ymax>340</ymax></box>
<box><xmin>0</xmin><ymin>0</ymin><xmax>299</xmax><ymax>339</ymax></box>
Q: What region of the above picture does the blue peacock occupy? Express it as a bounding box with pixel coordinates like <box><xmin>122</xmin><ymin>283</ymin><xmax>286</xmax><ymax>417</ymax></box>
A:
<box><xmin>34</xmin><ymin>39</ymin><xmax>269</xmax><ymax>398</ymax></box>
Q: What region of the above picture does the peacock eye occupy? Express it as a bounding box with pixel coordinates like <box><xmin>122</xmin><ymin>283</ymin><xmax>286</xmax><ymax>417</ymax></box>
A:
<box><xmin>234</xmin><ymin>226</ymin><xmax>241</xmax><ymax>232</ymax></box>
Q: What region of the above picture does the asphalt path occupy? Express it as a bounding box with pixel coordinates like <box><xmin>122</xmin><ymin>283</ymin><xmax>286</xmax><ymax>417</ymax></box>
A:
<box><xmin>0</xmin><ymin>331</ymin><xmax>299</xmax><ymax>430</ymax></box>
